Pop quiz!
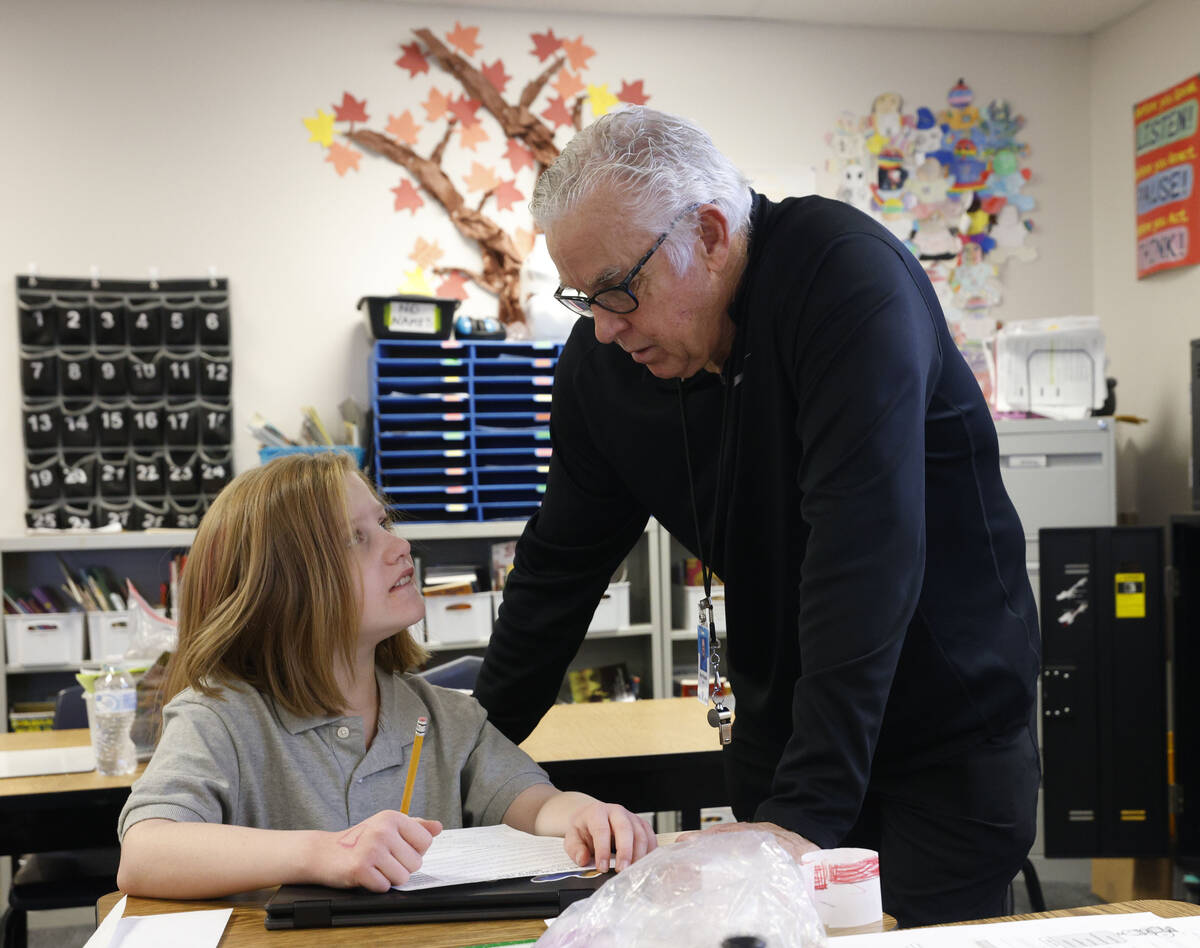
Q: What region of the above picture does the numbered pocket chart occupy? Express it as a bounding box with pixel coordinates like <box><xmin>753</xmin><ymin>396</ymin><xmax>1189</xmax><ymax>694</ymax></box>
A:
<box><xmin>17</xmin><ymin>275</ymin><xmax>233</xmax><ymax>532</ymax></box>
<box><xmin>370</xmin><ymin>339</ymin><xmax>563</xmax><ymax>522</ymax></box>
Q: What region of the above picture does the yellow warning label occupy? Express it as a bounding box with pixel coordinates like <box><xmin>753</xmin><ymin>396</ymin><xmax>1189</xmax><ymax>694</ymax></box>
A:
<box><xmin>1115</xmin><ymin>572</ymin><xmax>1146</xmax><ymax>618</ymax></box>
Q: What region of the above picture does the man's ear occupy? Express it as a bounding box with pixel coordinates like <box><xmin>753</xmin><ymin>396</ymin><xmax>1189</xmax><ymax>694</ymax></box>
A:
<box><xmin>697</xmin><ymin>203</ymin><xmax>733</xmax><ymax>273</ymax></box>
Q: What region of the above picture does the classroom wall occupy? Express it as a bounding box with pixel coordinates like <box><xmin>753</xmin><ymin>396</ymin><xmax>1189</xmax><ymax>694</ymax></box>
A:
<box><xmin>1089</xmin><ymin>0</ymin><xmax>1200</xmax><ymax>527</ymax></box>
<box><xmin>0</xmin><ymin>0</ymin><xmax>1093</xmax><ymax>534</ymax></box>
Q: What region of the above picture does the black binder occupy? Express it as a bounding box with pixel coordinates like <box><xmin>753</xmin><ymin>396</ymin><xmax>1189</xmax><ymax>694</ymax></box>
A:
<box><xmin>263</xmin><ymin>872</ymin><xmax>609</xmax><ymax>930</ymax></box>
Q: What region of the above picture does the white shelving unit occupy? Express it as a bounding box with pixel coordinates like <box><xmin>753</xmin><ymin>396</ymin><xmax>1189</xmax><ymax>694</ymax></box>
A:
<box><xmin>2</xmin><ymin>520</ymin><xmax>673</xmax><ymax>725</ymax></box>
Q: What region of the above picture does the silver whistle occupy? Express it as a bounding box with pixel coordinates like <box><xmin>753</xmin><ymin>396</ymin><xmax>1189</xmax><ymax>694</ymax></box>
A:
<box><xmin>707</xmin><ymin>704</ymin><xmax>733</xmax><ymax>746</ymax></box>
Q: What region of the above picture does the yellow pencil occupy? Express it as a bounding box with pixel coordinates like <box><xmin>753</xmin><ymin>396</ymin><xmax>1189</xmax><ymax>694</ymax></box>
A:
<box><xmin>399</xmin><ymin>716</ymin><xmax>428</xmax><ymax>815</ymax></box>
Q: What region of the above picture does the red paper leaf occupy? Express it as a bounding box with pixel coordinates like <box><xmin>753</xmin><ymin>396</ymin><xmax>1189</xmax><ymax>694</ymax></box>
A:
<box><xmin>446</xmin><ymin>21</ymin><xmax>482</xmax><ymax>57</ymax></box>
<box><xmin>423</xmin><ymin>88</ymin><xmax>449</xmax><ymax>123</ymax></box>
<box><xmin>386</xmin><ymin>110</ymin><xmax>420</xmax><ymax>146</ymax></box>
<box><xmin>391</xmin><ymin>179</ymin><xmax>424</xmax><ymax>214</ymax></box>
<box><xmin>553</xmin><ymin>69</ymin><xmax>585</xmax><ymax>101</ymax></box>
<box><xmin>541</xmin><ymin>95</ymin><xmax>572</xmax><ymax>129</ymax></box>
<box><xmin>617</xmin><ymin>80</ymin><xmax>650</xmax><ymax>105</ymax></box>
<box><xmin>436</xmin><ymin>271</ymin><xmax>470</xmax><ymax>300</ymax></box>
<box><xmin>481</xmin><ymin>59</ymin><xmax>511</xmax><ymax>93</ymax></box>
<box><xmin>492</xmin><ymin>179</ymin><xmax>524</xmax><ymax>212</ymax></box>
<box><xmin>448</xmin><ymin>94</ymin><xmax>483</xmax><ymax>128</ymax></box>
<box><xmin>459</xmin><ymin>122</ymin><xmax>490</xmax><ymax>151</ymax></box>
<box><xmin>395</xmin><ymin>42</ymin><xmax>429</xmax><ymax>77</ymax></box>
<box><xmin>561</xmin><ymin>36</ymin><xmax>595</xmax><ymax>72</ymax></box>
<box><xmin>530</xmin><ymin>29</ymin><xmax>562</xmax><ymax>62</ymax></box>
<box><xmin>504</xmin><ymin>138</ymin><xmax>535</xmax><ymax>174</ymax></box>
<box><xmin>464</xmin><ymin>162</ymin><xmax>501</xmax><ymax>193</ymax></box>
<box><xmin>326</xmin><ymin>142</ymin><xmax>362</xmax><ymax>176</ymax></box>
<box><xmin>332</xmin><ymin>92</ymin><xmax>368</xmax><ymax>124</ymax></box>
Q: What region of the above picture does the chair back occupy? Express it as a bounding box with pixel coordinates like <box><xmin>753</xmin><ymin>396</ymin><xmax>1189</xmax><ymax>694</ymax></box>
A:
<box><xmin>53</xmin><ymin>685</ymin><xmax>88</xmax><ymax>730</ymax></box>
<box><xmin>416</xmin><ymin>655</ymin><xmax>484</xmax><ymax>690</ymax></box>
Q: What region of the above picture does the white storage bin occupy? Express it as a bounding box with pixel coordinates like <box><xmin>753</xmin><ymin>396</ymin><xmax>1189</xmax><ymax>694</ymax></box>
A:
<box><xmin>4</xmin><ymin>612</ymin><xmax>85</xmax><ymax>667</ymax></box>
<box><xmin>424</xmin><ymin>591</ymin><xmax>493</xmax><ymax>645</ymax></box>
<box><xmin>588</xmin><ymin>581</ymin><xmax>631</xmax><ymax>635</ymax></box>
<box><xmin>672</xmin><ymin>584</ymin><xmax>727</xmax><ymax>632</ymax></box>
<box><xmin>87</xmin><ymin>610</ymin><xmax>134</xmax><ymax>662</ymax></box>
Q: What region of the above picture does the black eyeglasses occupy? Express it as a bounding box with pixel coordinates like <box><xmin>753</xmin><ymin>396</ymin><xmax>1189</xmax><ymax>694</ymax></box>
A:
<box><xmin>553</xmin><ymin>202</ymin><xmax>704</xmax><ymax>316</ymax></box>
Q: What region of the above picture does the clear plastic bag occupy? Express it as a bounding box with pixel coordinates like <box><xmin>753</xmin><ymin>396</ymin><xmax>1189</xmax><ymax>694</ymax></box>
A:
<box><xmin>536</xmin><ymin>830</ymin><xmax>828</xmax><ymax>948</ymax></box>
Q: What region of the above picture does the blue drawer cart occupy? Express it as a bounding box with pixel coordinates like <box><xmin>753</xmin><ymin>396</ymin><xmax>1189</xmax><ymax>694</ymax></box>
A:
<box><xmin>370</xmin><ymin>340</ymin><xmax>565</xmax><ymax>522</ymax></box>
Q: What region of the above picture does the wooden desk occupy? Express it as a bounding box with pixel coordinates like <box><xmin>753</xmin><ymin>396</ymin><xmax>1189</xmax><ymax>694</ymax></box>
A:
<box><xmin>94</xmin><ymin>894</ymin><xmax>1200</xmax><ymax>947</ymax></box>
<box><xmin>522</xmin><ymin>698</ymin><xmax>724</xmax><ymax>829</ymax></box>
<box><xmin>0</xmin><ymin>729</ymin><xmax>145</xmax><ymax>857</ymax></box>
<box><xmin>0</xmin><ymin>699</ymin><xmax>723</xmax><ymax>856</ymax></box>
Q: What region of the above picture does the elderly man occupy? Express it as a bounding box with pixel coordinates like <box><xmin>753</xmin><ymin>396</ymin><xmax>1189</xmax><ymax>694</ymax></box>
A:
<box><xmin>475</xmin><ymin>106</ymin><xmax>1040</xmax><ymax>927</ymax></box>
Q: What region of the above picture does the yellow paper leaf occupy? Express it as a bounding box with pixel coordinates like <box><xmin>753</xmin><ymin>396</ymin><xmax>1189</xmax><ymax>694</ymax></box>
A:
<box><xmin>587</xmin><ymin>84</ymin><xmax>619</xmax><ymax>118</ymax></box>
<box><xmin>399</xmin><ymin>267</ymin><xmax>434</xmax><ymax>296</ymax></box>
<box><xmin>303</xmin><ymin>109</ymin><xmax>336</xmax><ymax>147</ymax></box>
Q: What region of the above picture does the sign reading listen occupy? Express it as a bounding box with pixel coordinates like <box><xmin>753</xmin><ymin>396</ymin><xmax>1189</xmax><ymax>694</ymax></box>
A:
<box><xmin>1134</xmin><ymin>75</ymin><xmax>1200</xmax><ymax>278</ymax></box>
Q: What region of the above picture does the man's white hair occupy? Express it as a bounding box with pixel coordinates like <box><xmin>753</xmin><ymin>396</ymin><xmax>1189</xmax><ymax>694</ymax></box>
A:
<box><xmin>531</xmin><ymin>107</ymin><xmax>752</xmax><ymax>274</ymax></box>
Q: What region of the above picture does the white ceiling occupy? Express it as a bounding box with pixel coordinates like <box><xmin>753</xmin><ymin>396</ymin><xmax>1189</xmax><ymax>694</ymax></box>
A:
<box><xmin>405</xmin><ymin>0</ymin><xmax>1153</xmax><ymax>35</ymax></box>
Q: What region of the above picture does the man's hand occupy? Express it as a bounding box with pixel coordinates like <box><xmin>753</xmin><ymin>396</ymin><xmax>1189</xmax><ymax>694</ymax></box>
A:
<box><xmin>318</xmin><ymin>810</ymin><xmax>443</xmax><ymax>891</ymax></box>
<box><xmin>680</xmin><ymin>820</ymin><xmax>820</xmax><ymax>862</ymax></box>
<box><xmin>563</xmin><ymin>801</ymin><xmax>657</xmax><ymax>872</ymax></box>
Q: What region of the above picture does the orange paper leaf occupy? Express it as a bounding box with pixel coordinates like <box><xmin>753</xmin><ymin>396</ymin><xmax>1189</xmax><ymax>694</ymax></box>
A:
<box><xmin>561</xmin><ymin>36</ymin><xmax>595</xmax><ymax>72</ymax></box>
<box><xmin>504</xmin><ymin>138</ymin><xmax>535</xmax><ymax>174</ymax></box>
<box><xmin>513</xmin><ymin>227</ymin><xmax>536</xmax><ymax>259</ymax></box>
<box><xmin>617</xmin><ymin>80</ymin><xmax>650</xmax><ymax>105</ymax></box>
<box><xmin>326</xmin><ymin>142</ymin><xmax>362</xmax><ymax>176</ymax></box>
<box><xmin>436</xmin><ymin>271</ymin><xmax>470</xmax><ymax>300</ymax></box>
<box><xmin>492</xmin><ymin>179</ymin><xmax>524</xmax><ymax>213</ymax></box>
<box><xmin>553</xmin><ymin>69</ymin><xmax>585</xmax><ymax>101</ymax></box>
<box><xmin>386</xmin><ymin>110</ymin><xmax>421</xmax><ymax>146</ymax></box>
<box><xmin>333</xmin><ymin>92</ymin><xmax>368</xmax><ymax>124</ymax></box>
<box><xmin>464</xmin><ymin>162</ymin><xmax>501</xmax><ymax>194</ymax></box>
<box><xmin>423</xmin><ymin>88</ymin><xmax>449</xmax><ymax>123</ymax></box>
<box><xmin>458</xmin><ymin>122</ymin><xmax>490</xmax><ymax>151</ymax></box>
<box><xmin>409</xmin><ymin>237</ymin><xmax>444</xmax><ymax>269</ymax></box>
<box><xmin>481</xmin><ymin>59</ymin><xmax>511</xmax><ymax>93</ymax></box>
<box><xmin>395</xmin><ymin>41</ymin><xmax>429</xmax><ymax>77</ymax></box>
<box><xmin>391</xmin><ymin>179</ymin><xmax>424</xmax><ymax>213</ymax></box>
<box><xmin>446</xmin><ymin>21</ymin><xmax>482</xmax><ymax>57</ymax></box>
<box><xmin>530</xmin><ymin>29</ymin><xmax>562</xmax><ymax>62</ymax></box>
<box><xmin>541</xmin><ymin>95</ymin><xmax>572</xmax><ymax>129</ymax></box>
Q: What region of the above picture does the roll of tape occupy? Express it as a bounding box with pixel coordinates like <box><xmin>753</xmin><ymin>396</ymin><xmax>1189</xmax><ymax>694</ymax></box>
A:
<box><xmin>800</xmin><ymin>847</ymin><xmax>881</xmax><ymax>929</ymax></box>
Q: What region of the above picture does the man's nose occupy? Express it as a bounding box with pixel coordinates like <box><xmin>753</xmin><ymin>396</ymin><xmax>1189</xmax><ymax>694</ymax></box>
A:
<box><xmin>592</xmin><ymin>309</ymin><xmax>628</xmax><ymax>346</ymax></box>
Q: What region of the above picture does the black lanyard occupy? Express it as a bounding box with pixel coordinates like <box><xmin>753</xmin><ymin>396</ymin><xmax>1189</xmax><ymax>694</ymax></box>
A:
<box><xmin>678</xmin><ymin>375</ymin><xmax>734</xmax><ymax>743</ymax></box>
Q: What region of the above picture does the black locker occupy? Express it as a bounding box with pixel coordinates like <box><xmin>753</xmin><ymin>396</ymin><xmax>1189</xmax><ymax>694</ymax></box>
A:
<box><xmin>1173</xmin><ymin>515</ymin><xmax>1200</xmax><ymax>865</ymax></box>
<box><xmin>1040</xmin><ymin>526</ymin><xmax>1168</xmax><ymax>857</ymax></box>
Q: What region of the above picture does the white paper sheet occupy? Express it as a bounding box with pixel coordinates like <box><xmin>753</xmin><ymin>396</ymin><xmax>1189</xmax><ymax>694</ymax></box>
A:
<box><xmin>83</xmin><ymin>896</ymin><xmax>232</xmax><ymax>948</ymax></box>
<box><xmin>396</xmin><ymin>823</ymin><xmax>594</xmax><ymax>891</ymax></box>
<box><xmin>0</xmin><ymin>744</ymin><xmax>94</xmax><ymax>778</ymax></box>
<box><xmin>835</xmin><ymin>911</ymin><xmax>1200</xmax><ymax>947</ymax></box>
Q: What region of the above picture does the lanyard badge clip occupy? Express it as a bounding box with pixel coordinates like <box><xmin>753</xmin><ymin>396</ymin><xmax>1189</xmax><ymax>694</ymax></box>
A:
<box><xmin>697</xmin><ymin>597</ymin><xmax>732</xmax><ymax>746</ymax></box>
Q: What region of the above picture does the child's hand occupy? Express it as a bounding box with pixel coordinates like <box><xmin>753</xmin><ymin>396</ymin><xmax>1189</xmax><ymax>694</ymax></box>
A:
<box><xmin>563</xmin><ymin>802</ymin><xmax>656</xmax><ymax>873</ymax></box>
<box><xmin>320</xmin><ymin>810</ymin><xmax>443</xmax><ymax>891</ymax></box>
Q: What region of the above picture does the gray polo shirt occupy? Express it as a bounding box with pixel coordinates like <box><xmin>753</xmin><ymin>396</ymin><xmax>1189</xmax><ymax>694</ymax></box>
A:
<box><xmin>118</xmin><ymin>668</ymin><xmax>550</xmax><ymax>840</ymax></box>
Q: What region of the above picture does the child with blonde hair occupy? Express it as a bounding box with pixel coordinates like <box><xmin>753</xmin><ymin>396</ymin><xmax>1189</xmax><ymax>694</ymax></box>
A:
<box><xmin>117</xmin><ymin>452</ymin><xmax>655</xmax><ymax>898</ymax></box>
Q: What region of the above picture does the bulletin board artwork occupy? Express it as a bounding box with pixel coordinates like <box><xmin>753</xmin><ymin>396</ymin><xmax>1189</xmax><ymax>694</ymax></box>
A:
<box><xmin>825</xmin><ymin>78</ymin><xmax>1037</xmax><ymax>326</ymax></box>
<box><xmin>301</xmin><ymin>23</ymin><xmax>651</xmax><ymax>329</ymax></box>
<box><xmin>1134</xmin><ymin>74</ymin><xmax>1199</xmax><ymax>279</ymax></box>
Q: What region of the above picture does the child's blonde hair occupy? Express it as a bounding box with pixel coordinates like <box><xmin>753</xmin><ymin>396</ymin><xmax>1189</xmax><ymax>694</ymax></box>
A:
<box><xmin>165</xmin><ymin>452</ymin><xmax>429</xmax><ymax>716</ymax></box>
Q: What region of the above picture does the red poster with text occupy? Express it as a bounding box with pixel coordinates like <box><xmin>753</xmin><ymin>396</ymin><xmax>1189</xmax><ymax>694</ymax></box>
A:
<box><xmin>1134</xmin><ymin>75</ymin><xmax>1200</xmax><ymax>278</ymax></box>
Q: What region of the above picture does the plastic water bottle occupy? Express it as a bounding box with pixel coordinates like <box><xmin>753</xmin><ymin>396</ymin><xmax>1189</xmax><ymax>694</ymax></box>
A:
<box><xmin>93</xmin><ymin>662</ymin><xmax>137</xmax><ymax>776</ymax></box>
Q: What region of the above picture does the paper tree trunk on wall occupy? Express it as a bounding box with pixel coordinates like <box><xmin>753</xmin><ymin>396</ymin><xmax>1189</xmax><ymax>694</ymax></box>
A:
<box><xmin>303</xmin><ymin>24</ymin><xmax>652</xmax><ymax>327</ymax></box>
